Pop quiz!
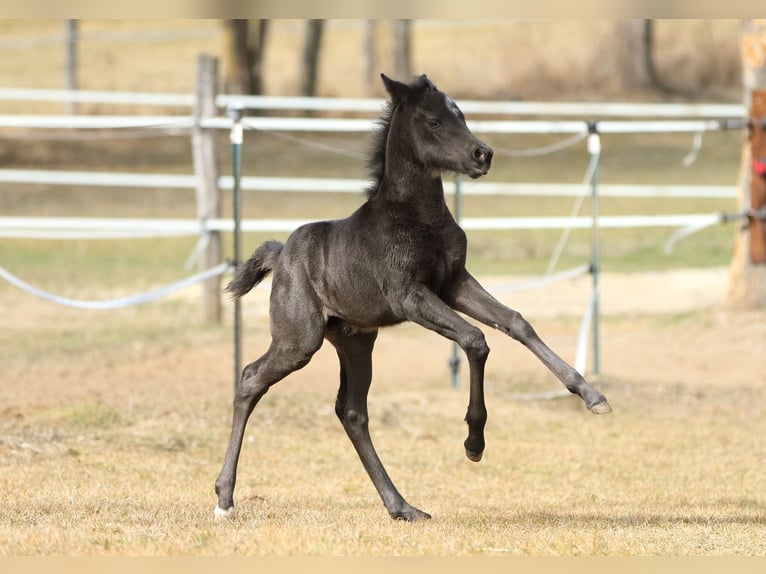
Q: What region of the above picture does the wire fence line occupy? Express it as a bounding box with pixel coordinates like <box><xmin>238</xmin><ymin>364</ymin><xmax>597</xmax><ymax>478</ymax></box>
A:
<box><xmin>0</xmin><ymin>169</ymin><xmax>739</xmax><ymax>198</ymax></box>
<box><xmin>0</xmin><ymin>213</ymin><xmax>740</xmax><ymax>245</ymax></box>
<box><xmin>0</xmin><ymin>27</ymin><xmax>221</xmax><ymax>51</ymax></box>
<box><xmin>0</xmin><ymin>261</ymin><xmax>231</xmax><ymax>310</ymax></box>
<box><xmin>0</xmin><ymin>89</ymin><xmax>747</xmax><ymax>346</ymax></box>
<box><xmin>0</xmin><ymin>87</ymin><xmax>747</xmax><ymax>118</ymax></box>
<box><xmin>0</xmin><ymin>113</ymin><xmax>744</xmax><ymax>135</ymax></box>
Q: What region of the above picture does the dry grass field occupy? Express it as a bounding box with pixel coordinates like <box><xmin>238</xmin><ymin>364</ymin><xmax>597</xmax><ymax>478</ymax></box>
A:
<box><xmin>1</xmin><ymin>19</ymin><xmax>765</xmax><ymax>556</ymax></box>
<box><xmin>1</xmin><ymin>270</ymin><xmax>766</xmax><ymax>555</ymax></box>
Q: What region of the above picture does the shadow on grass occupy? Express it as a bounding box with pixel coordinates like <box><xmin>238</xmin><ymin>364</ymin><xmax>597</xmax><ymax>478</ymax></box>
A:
<box><xmin>471</xmin><ymin>504</ymin><xmax>766</xmax><ymax>529</ymax></box>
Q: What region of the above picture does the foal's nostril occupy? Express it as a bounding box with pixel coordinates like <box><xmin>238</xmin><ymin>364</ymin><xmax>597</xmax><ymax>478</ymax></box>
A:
<box><xmin>473</xmin><ymin>146</ymin><xmax>493</xmax><ymax>164</ymax></box>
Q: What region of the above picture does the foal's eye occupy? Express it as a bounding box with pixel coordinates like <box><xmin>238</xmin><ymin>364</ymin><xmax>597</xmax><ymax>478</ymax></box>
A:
<box><xmin>427</xmin><ymin>118</ymin><xmax>441</xmax><ymax>129</ymax></box>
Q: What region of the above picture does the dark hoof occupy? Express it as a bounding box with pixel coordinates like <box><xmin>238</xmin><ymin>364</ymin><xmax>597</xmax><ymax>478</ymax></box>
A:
<box><xmin>465</xmin><ymin>448</ymin><xmax>483</xmax><ymax>462</ymax></box>
<box><xmin>392</xmin><ymin>507</ymin><xmax>431</xmax><ymax>522</ymax></box>
<box><xmin>588</xmin><ymin>399</ymin><xmax>612</xmax><ymax>414</ymax></box>
<box><xmin>464</xmin><ymin>436</ymin><xmax>485</xmax><ymax>462</ymax></box>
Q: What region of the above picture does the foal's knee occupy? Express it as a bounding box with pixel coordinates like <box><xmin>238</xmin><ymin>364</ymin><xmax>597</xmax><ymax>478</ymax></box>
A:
<box><xmin>236</xmin><ymin>363</ymin><xmax>268</xmax><ymax>399</ymax></box>
<box><xmin>341</xmin><ymin>409</ymin><xmax>369</xmax><ymax>435</ymax></box>
<box><xmin>462</xmin><ymin>328</ymin><xmax>490</xmax><ymax>362</ymax></box>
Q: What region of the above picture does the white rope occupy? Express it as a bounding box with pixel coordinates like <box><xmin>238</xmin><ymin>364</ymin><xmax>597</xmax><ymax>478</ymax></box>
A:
<box><xmin>543</xmin><ymin>138</ymin><xmax>600</xmax><ymax>276</ymax></box>
<box><xmin>663</xmin><ymin>214</ymin><xmax>722</xmax><ymax>254</ymax></box>
<box><xmin>575</xmin><ymin>290</ymin><xmax>597</xmax><ymax>374</ymax></box>
<box><xmin>251</xmin><ymin>127</ymin><xmax>367</xmax><ymax>160</ymax></box>
<box><xmin>487</xmin><ymin>264</ymin><xmax>590</xmax><ymax>294</ymax></box>
<box><xmin>494</xmin><ymin>132</ymin><xmax>588</xmax><ymax>158</ymax></box>
<box><xmin>682</xmin><ymin>131</ymin><xmax>704</xmax><ymax>167</ymax></box>
<box><xmin>0</xmin><ymin>262</ymin><xmax>231</xmax><ymax>310</ymax></box>
<box><xmin>0</xmin><ymin>229</ymin><xmax>197</xmax><ymax>240</ymax></box>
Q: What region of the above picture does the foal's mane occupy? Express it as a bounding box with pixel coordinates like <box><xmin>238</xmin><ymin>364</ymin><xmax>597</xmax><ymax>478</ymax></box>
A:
<box><xmin>365</xmin><ymin>75</ymin><xmax>436</xmax><ymax>198</ymax></box>
<box><xmin>364</xmin><ymin>101</ymin><xmax>395</xmax><ymax>198</ymax></box>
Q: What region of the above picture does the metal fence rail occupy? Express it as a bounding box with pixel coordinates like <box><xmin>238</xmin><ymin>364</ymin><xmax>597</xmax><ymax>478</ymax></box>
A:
<box><xmin>0</xmin><ymin>169</ymin><xmax>739</xmax><ymax>199</ymax></box>
<box><xmin>0</xmin><ymin>87</ymin><xmax>747</xmax><ymax>385</ymax></box>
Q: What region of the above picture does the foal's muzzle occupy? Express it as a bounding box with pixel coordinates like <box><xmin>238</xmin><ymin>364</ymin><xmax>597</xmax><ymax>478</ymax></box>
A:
<box><xmin>469</xmin><ymin>144</ymin><xmax>493</xmax><ymax>178</ymax></box>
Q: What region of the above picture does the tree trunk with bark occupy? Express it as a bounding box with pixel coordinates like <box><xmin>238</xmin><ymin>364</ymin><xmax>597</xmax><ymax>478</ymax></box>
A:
<box><xmin>726</xmin><ymin>20</ymin><xmax>766</xmax><ymax>309</ymax></box>
<box><xmin>392</xmin><ymin>20</ymin><xmax>412</xmax><ymax>81</ymax></box>
<box><xmin>363</xmin><ymin>20</ymin><xmax>378</xmax><ymax>94</ymax></box>
<box><xmin>612</xmin><ymin>20</ymin><xmax>654</xmax><ymax>90</ymax></box>
<box><xmin>222</xmin><ymin>19</ymin><xmax>268</xmax><ymax>95</ymax></box>
<box><xmin>300</xmin><ymin>20</ymin><xmax>324</xmax><ymax>97</ymax></box>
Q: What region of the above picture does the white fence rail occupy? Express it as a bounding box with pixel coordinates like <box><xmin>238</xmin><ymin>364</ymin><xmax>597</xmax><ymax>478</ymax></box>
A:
<box><xmin>0</xmin><ymin>87</ymin><xmax>746</xmax><ymax>118</ymax></box>
<box><xmin>0</xmin><ymin>113</ymin><xmax>741</xmax><ymax>135</ymax></box>
<box><xmin>0</xmin><ymin>169</ymin><xmax>738</xmax><ymax>199</ymax></box>
<box><xmin>0</xmin><ymin>89</ymin><xmax>744</xmax><ymax>245</ymax></box>
<box><xmin>0</xmin><ymin>86</ymin><xmax>747</xmax><ymax>383</ymax></box>
<box><xmin>0</xmin><ymin>213</ymin><xmax>726</xmax><ymax>240</ymax></box>
<box><xmin>0</xmin><ymin>90</ymin><xmax>742</xmax><ymax>250</ymax></box>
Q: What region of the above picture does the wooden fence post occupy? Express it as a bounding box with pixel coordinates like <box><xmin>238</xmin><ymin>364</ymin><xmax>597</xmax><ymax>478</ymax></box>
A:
<box><xmin>192</xmin><ymin>54</ymin><xmax>223</xmax><ymax>323</ymax></box>
<box><xmin>726</xmin><ymin>21</ymin><xmax>766</xmax><ymax>308</ymax></box>
<box><xmin>749</xmin><ymin>90</ymin><xmax>766</xmax><ymax>263</ymax></box>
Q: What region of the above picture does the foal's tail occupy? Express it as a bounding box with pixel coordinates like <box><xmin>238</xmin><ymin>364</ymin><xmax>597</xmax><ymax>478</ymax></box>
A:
<box><xmin>225</xmin><ymin>240</ymin><xmax>283</xmax><ymax>299</ymax></box>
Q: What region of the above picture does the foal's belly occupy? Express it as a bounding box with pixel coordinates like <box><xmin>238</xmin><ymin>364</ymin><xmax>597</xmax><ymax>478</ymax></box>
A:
<box><xmin>317</xmin><ymin>254</ymin><xmax>453</xmax><ymax>330</ymax></box>
<box><xmin>317</xmin><ymin>269</ymin><xmax>405</xmax><ymax>329</ymax></box>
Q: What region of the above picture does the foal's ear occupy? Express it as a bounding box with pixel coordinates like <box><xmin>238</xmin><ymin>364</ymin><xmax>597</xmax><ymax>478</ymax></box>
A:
<box><xmin>416</xmin><ymin>74</ymin><xmax>436</xmax><ymax>91</ymax></box>
<box><xmin>381</xmin><ymin>73</ymin><xmax>410</xmax><ymax>103</ymax></box>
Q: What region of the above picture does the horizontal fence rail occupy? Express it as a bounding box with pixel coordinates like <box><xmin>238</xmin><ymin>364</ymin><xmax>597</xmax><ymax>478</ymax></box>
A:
<box><xmin>0</xmin><ymin>214</ymin><xmax>726</xmax><ymax>240</ymax></box>
<box><xmin>0</xmin><ymin>169</ymin><xmax>739</xmax><ymax>199</ymax></box>
<box><xmin>0</xmin><ymin>87</ymin><xmax>748</xmax><ymax>118</ymax></box>
<box><xmin>0</xmin><ymin>85</ymin><xmax>749</xmax><ymax>383</ymax></box>
<box><xmin>0</xmin><ymin>114</ymin><xmax>744</xmax><ymax>134</ymax></box>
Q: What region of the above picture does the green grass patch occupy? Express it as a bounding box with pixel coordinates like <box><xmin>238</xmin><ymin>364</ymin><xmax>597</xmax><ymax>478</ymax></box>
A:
<box><xmin>38</xmin><ymin>403</ymin><xmax>126</xmax><ymax>432</ymax></box>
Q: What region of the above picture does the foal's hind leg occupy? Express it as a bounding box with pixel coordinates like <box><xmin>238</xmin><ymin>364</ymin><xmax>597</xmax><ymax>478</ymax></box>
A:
<box><xmin>448</xmin><ymin>271</ymin><xmax>612</xmax><ymax>414</ymax></box>
<box><xmin>326</xmin><ymin>326</ymin><xmax>430</xmax><ymax>521</ymax></box>
<box><xmin>214</xmin><ymin>297</ymin><xmax>324</xmax><ymax>518</ymax></box>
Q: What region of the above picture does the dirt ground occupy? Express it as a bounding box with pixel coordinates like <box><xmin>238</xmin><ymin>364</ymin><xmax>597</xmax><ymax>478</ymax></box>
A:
<box><xmin>2</xmin><ymin>265</ymin><xmax>766</xmax><ymax>555</ymax></box>
<box><xmin>1</xmin><ymin>265</ymin><xmax>762</xmax><ymax>414</ymax></box>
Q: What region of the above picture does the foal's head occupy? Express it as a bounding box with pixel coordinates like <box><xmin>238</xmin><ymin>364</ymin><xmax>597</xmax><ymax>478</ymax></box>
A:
<box><xmin>381</xmin><ymin>73</ymin><xmax>493</xmax><ymax>180</ymax></box>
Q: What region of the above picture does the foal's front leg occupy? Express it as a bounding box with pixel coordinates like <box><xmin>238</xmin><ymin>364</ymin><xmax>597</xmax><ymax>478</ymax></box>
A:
<box><xmin>448</xmin><ymin>271</ymin><xmax>612</xmax><ymax>414</ymax></box>
<box><xmin>393</xmin><ymin>284</ymin><xmax>491</xmax><ymax>462</ymax></box>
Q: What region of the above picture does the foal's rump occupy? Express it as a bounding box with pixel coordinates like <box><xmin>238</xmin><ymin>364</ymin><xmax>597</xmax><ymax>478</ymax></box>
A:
<box><xmin>277</xmin><ymin>218</ymin><xmax>406</xmax><ymax>330</ymax></box>
<box><xmin>227</xmin><ymin>219</ymin><xmax>337</xmax><ymax>300</ymax></box>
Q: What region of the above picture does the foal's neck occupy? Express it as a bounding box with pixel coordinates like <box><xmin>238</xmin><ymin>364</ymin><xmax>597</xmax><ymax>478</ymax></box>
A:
<box><xmin>371</xmin><ymin>108</ymin><xmax>450</xmax><ymax>221</ymax></box>
<box><xmin>378</xmin><ymin>168</ymin><xmax>448</xmax><ymax>221</ymax></box>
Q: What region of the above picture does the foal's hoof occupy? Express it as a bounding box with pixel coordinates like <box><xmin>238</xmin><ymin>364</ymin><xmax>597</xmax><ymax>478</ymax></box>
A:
<box><xmin>464</xmin><ymin>437</ymin><xmax>484</xmax><ymax>462</ymax></box>
<box><xmin>588</xmin><ymin>399</ymin><xmax>612</xmax><ymax>415</ymax></box>
<box><xmin>214</xmin><ymin>505</ymin><xmax>235</xmax><ymax>520</ymax></box>
<box><xmin>465</xmin><ymin>448</ymin><xmax>483</xmax><ymax>462</ymax></box>
<box><xmin>392</xmin><ymin>507</ymin><xmax>431</xmax><ymax>522</ymax></box>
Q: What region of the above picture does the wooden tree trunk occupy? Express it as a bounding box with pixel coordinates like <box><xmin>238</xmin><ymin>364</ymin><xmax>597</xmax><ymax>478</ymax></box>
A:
<box><xmin>392</xmin><ymin>20</ymin><xmax>412</xmax><ymax>81</ymax></box>
<box><xmin>249</xmin><ymin>20</ymin><xmax>268</xmax><ymax>95</ymax></box>
<box><xmin>222</xmin><ymin>19</ymin><xmax>268</xmax><ymax>95</ymax></box>
<box><xmin>300</xmin><ymin>19</ymin><xmax>324</xmax><ymax>97</ymax></box>
<box><xmin>363</xmin><ymin>20</ymin><xmax>378</xmax><ymax>94</ymax></box>
<box><xmin>613</xmin><ymin>20</ymin><xmax>653</xmax><ymax>90</ymax></box>
<box><xmin>725</xmin><ymin>20</ymin><xmax>766</xmax><ymax>309</ymax></box>
<box><xmin>64</xmin><ymin>20</ymin><xmax>78</xmax><ymax>114</ymax></box>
